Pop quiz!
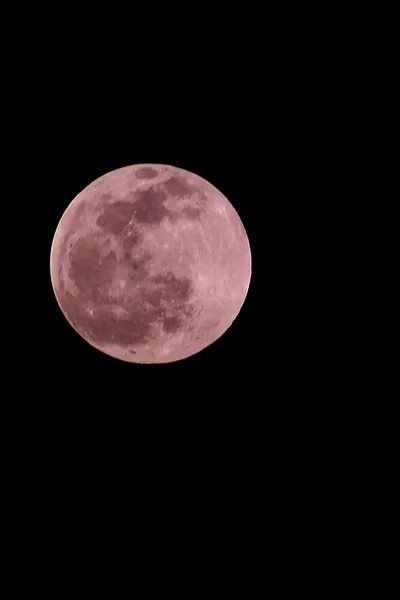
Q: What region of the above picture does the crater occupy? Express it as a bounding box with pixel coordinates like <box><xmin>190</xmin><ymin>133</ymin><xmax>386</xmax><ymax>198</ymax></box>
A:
<box><xmin>96</xmin><ymin>201</ymin><xmax>135</xmax><ymax>234</ymax></box>
<box><xmin>183</xmin><ymin>206</ymin><xmax>201</xmax><ymax>220</ymax></box>
<box><xmin>128</xmin><ymin>259</ymin><xmax>149</xmax><ymax>283</ymax></box>
<box><xmin>135</xmin><ymin>167</ymin><xmax>158</xmax><ymax>179</ymax></box>
<box><xmin>164</xmin><ymin>176</ymin><xmax>190</xmax><ymax>196</ymax></box>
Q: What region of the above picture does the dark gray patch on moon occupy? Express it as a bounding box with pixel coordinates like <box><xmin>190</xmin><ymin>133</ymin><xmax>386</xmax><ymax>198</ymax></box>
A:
<box><xmin>132</xmin><ymin>187</ymin><xmax>170</xmax><ymax>224</ymax></box>
<box><xmin>164</xmin><ymin>176</ymin><xmax>190</xmax><ymax>196</ymax></box>
<box><xmin>122</xmin><ymin>228</ymin><xmax>141</xmax><ymax>251</ymax></box>
<box><xmin>150</xmin><ymin>271</ymin><xmax>192</xmax><ymax>302</ymax></box>
<box><xmin>183</xmin><ymin>206</ymin><xmax>201</xmax><ymax>220</ymax></box>
<box><xmin>128</xmin><ymin>258</ymin><xmax>149</xmax><ymax>283</ymax></box>
<box><xmin>162</xmin><ymin>315</ymin><xmax>183</xmax><ymax>333</ymax></box>
<box><xmin>68</xmin><ymin>234</ymin><xmax>117</xmax><ymax>304</ymax></box>
<box><xmin>90</xmin><ymin>308</ymin><xmax>161</xmax><ymax>345</ymax></box>
<box><xmin>101</xmin><ymin>191</ymin><xmax>114</xmax><ymax>201</ymax></box>
<box><xmin>96</xmin><ymin>201</ymin><xmax>135</xmax><ymax>234</ymax></box>
<box><xmin>143</xmin><ymin>288</ymin><xmax>164</xmax><ymax>308</ymax></box>
<box><xmin>135</xmin><ymin>167</ymin><xmax>158</xmax><ymax>179</ymax></box>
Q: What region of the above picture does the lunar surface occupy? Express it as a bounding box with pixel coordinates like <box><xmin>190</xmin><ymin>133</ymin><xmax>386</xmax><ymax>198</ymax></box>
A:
<box><xmin>50</xmin><ymin>164</ymin><xmax>251</xmax><ymax>363</ymax></box>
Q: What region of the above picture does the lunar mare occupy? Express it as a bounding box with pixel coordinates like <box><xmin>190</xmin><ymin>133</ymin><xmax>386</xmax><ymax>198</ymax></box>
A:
<box><xmin>50</xmin><ymin>164</ymin><xmax>251</xmax><ymax>363</ymax></box>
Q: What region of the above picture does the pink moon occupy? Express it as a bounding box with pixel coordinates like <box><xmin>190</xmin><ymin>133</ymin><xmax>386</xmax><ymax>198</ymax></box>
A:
<box><xmin>50</xmin><ymin>164</ymin><xmax>251</xmax><ymax>363</ymax></box>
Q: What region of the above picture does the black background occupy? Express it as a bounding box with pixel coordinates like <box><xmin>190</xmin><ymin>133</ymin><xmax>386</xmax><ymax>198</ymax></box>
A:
<box><xmin>24</xmin><ymin>47</ymin><xmax>316</xmax><ymax>406</ymax></box>
<box><xmin>20</xmin><ymin>18</ymin><xmax>328</xmax><ymax>411</ymax></box>
<box><xmin>3</xmin><ymin>13</ymin><xmax>365</xmax><ymax>585</ymax></box>
<box><xmin>15</xmin><ymin>8</ymin><xmax>341</xmax><ymax>467</ymax></box>
<box><xmin>20</xmin><ymin>8</ymin><xmax>324</xmax><ymax>400</ymax></box>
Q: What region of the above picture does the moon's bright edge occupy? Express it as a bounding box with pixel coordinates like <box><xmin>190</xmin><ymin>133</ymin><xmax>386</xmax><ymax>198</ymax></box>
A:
<box><xmin>50</xmin><ymin>164</ymin><xmax>251</xmax><ymax>363</ymax></box>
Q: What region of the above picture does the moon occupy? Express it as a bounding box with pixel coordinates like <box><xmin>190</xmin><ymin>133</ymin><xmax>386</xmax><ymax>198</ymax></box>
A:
<box><xmin>50</xmin><ymin>164</ymin><xmax>251</xmax><ymax>363</ymax></box>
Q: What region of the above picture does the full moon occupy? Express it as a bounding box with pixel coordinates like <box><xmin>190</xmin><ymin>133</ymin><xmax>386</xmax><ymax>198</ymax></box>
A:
<box><xmin>50</xmin><ymin>164</ymin><xmax>251</xmax><ymax>363</ymax></box>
